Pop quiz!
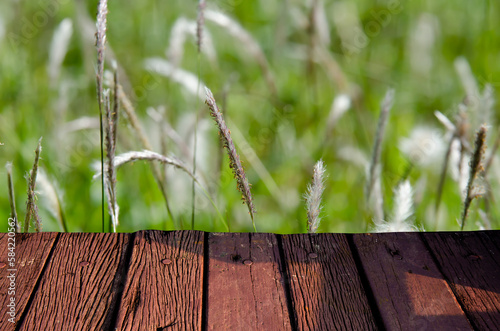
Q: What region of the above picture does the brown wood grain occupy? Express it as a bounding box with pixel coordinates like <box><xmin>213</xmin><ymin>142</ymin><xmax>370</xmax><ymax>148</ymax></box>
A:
<box><xmin>114</xmin><ymin>230</ymin><xmax>204</xmax><ymax>331</ymax></box>
<box><xmin>18</xmin><ymin>233</ymin><xmax>131</xmax><ymax>331</ymax></box>
<box><xmin>0</xmin><ymin>232</ymin><xmax>58</xmax><ymax>330</ymax></box>
<box><xmin>422</xmin><ymin>231</ymin><xmax>500</xmax><ymax>330</ymax></box>
<box><xmin>206</xmin><ymin>233</ymin><xmax>291</xmax><ymax>330</ymax></box>
<box><xmin>353</xmin><ymin>232</ymin><xmax>473</xmax><ymax>331</ymax></box>
<box><xmin>281</xmin><ymin>233</ymin><xmax>377</xmax><ymax>331</ymax></box>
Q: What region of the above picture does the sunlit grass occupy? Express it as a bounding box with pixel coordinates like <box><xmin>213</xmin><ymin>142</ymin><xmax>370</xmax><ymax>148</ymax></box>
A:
<box><xmin>1</xmin><ymin>0</ymin><xmax>499</xmax><ymax>233</ymax></box>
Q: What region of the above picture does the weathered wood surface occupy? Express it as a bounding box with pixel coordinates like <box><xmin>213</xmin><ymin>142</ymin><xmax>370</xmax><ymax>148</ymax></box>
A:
<box><xmin>282</xmin><ymin>234</ymin><xmax>377</xmax><ymax>330</ymax></box>
<box><xmin>115</xmin><ymin>231</ymin><xmax>204</xmax><ymax>331</ymax></box>
<box><xmin>206</xmin><ymin>233</ymin><xmax>291</xmax><ymax>330</ymax></box>
<box><xmin>17</xmin><ymin>233</ymin><xmax>130</xmax><ymax>331</ymax></box>
<box><xmin>423</xmin><ymin>231</ymin><xmax>500</xmax><ymax>330</ymax></box>
<box><xmin>0</xmin><ymin>230</ymin><xmax>498</xmax><ymax>330</ymax></box>
<box><xmin>0</xmin><ymin>233</ymin><xmax>57</xmax><ymax>331</ymax></box>
<box><xmin>353</xmin><ymin>232</ymin><xmax>473</xmax><ymax>330</ymax></box>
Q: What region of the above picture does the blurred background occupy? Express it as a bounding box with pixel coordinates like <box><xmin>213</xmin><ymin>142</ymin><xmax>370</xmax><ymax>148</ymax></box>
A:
<box><xmin>1</xmin><ymin>0</ymin><xmax>499</xmax><ymax>233</ymax></box>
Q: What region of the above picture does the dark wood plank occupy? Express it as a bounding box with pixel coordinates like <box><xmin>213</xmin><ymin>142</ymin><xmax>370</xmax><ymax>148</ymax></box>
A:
<box><xmin>0</xmin><ymin>232</ymin><xmax>57</xmax><ymax>330</ymax></box>
<box><xmin>206</xmin><ymin>233</ymin><xmax>291</xmax><ymax>330</ymax></box>
<box><xmin>18</xmin><ymin>233</ymin><xmax>131</xmax><ymax>331</ymax></box>
<box><xmin>281</xmin><ymin>233</ymin><xmax>377</xmax><ymax>330</ymax></box>
<box><xmin>115</xmin><ymin>230</ymin><xmax>204</xmax><ymax>331</ymax></box>
<box><xmin>423</xmin><ymin>231</ymin><xmax>500</xmax><ymax>330</ymax></box>
<box><xmin>353</xmin><ymin>232</ymin><xmax>473</xmax><ymax>330</ymax></box>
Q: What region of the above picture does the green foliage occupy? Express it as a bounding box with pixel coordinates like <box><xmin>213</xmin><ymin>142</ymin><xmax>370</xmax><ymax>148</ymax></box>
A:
<box><xmin>1</xmin><ymin>0</ymin><xmax>499</xmax><ymax>233</ymax></box>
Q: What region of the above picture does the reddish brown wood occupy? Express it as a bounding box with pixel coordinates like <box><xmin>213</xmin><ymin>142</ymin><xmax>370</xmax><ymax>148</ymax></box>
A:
<box><xmin>206</xmin><ymin>233</ymin><xmax>291</xmax><ymax>330</ymax></box>
<box><xmin>281</xmin><ymin>233</ymin><xmax>377</xmax><ymax>330</ymax></box>
<box><xmin>0</xmin><ymin>232</ymin><xmax>58</xmax><ymax>330</ymax></box>
<box><xmin>115</xmin><ymin>231</ymin><xmax>204</xmax><ymax>331</ymax></box>
<box><xmin>5</xmin><ymin>230</ymin><xmax>498</xmax><ymax>330</ymax></box>
<box><xmin>423</xmin><ymin>231</ymin><xmax>500</xmax><ymax>330</ymax></box>
<box><xmin>353</xmin><ymin>232</ymin><xmax>473</xmax><ymax>330</ymax></box>
<box><xmin>18</xmin><ymin>233</ymin><xmax>131</xmax><ymax>331</ymax></box>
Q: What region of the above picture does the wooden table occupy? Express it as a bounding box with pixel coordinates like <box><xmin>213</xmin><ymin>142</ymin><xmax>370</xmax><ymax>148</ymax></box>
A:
<box><xmin>1</xmin><ymin>231</ymin><xmax>499</xmax><ymax>330</ymax></box>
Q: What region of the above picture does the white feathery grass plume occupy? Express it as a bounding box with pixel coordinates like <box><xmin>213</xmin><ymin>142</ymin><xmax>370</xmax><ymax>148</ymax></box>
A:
<box><xmin>37</xmin><ymin>169</ymin><xmax>67</xmax><ymax>232</ymax></box>
<box><xmin>327</xmin><ymin>93</ymin><xmax>351</xmax><ymax>132</ymax></box>
<box><xmin>96</xmin><ymin>0</ymin><xmax>108</xmax><ymax>232</ymax></box>
<box><xmin>6</xmin><ymin>162</ymin><xmax>19</xmax><ymax>232</ymax></box>
<box><xmin>145</xmin><ymin>58</ymin><xmax>205</xmax><ymax>100</ymax></box>
<box><xmin>305</xmin><ymin>160</ymin><xmax>326</xmax><ymax>233</ymax></box>
<box><xmin>48</xmin><ymin>18</ymin><xmax>73</xmax><ymax>86</ymax></box>
<box><xmin>167</xmin><ymin>16</ymin><xmax>216</xmax><ymax>67</ymax></box>
<box><xmin>96</xmin><ymin>0</ymin><xmax>108</xmax><ymax>104</ymax></box>
<box><xmin>391</xmin><ymin>181</ymin><xmax>414</xmax><ymax>228</ymax></box>
<box><xmin>374</xmin><ymin>180</ymin><xmax>416</xmax><ymax>232</ymax></box>
<box><xmin>366</xmin><ymin>89</ymin><xmax>394</xmax><ymax>202</ymax></box>
<box><xmin>205</xmin><ymin>9</ymin><xmax>277</xmax><ymax>96</ymax></box>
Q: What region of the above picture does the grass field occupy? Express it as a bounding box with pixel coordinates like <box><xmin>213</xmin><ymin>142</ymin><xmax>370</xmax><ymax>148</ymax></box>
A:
<box><xmin>1</xmin><ymin>0</ymin><xmax>499</xmax><ymax>233</ymax></box>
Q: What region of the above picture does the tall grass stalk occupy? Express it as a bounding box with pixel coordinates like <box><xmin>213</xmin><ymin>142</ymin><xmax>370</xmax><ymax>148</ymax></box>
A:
<box><xmin>104</xmin><ymin>86</ymin><xmax>118</xmax><ymax>232</ymax></box>
<box><xmin>94</xmin><ymin>150</ymin><xmax>229</xmax><ymax>230</ymax></box>
<box><xmin>365</xmin><ymin>89</ymin><xmax>394</xmax><ymax>215</ymax></box>
<box><xmin>196</xmin><ymin>0</ymin><xmax>206</xmax><ymax>53</ymax></box>
<box><xmin>205</xmin><ymin>87</ymin><xmax>257</xmax><ymax>231</ymax></box>
<box><xmin>167</xmin><ymin>16</ymin><xmax>216</xmax><ymax>68</ymax></box>
<box><xmin>6</xmin><ymin>162</ymin><xmax>19</xmax><ymax>232</ymax></box>
<box><xmin>24</xmin><ymin>137</ymin><xmax>43</xmax><ymax>233</ymax></box>
<box><xmin>96</xmin><ymin>0</ymin><xmax>108</xmax><ymax>232</ymax></box>
<box><xmin>115</xmin><ymin>82</ymin><xmax>175</xmax><ymax>228</ymax></box>
<box><xmin>191</xmin><ymin>0</ymin><xmax>206</xmax><ymax>230</ymax></box>
<box><xmin>306</xmin><ymin>159</ymin><xmax>326</xmax><ymax>233</ymax></box>
<box><xmin>461</xmin><ymin>125</ymin><xmax>487</xmax><ymax>230</ymax></box>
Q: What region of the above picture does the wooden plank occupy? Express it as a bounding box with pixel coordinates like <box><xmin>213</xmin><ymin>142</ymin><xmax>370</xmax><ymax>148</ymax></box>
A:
<box><xmin>353</xmin><ymin>232</ymin><xmax>473</xmax><ymax>330</ymax></box>
<box><xmin>281</xmin><ymin>233</ymin><xmax>377</xmax><ymax>330</ymax></box>
<box><xmin>114</xmin><ymin>230</ymin><xmax>204</xmax><ymax>331</ymax></box>
<box><xmin>18</xmin><ymin>233</ymin><xmax>131</xmax><ymax>331</ymax></box>
<box><xmin>423</xmin><ymin>231</ymin><xmax>500</xmax><ymax>330</ymax></box>
<box><xmin>0</xmin><ymin>232</ymin><xmax>58</xmax><ymax>330</ymax></box>
<box><xmin>206</xmin><ymin>233</ymin><xmax>291</xmax><ymax>330</ymax></box>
